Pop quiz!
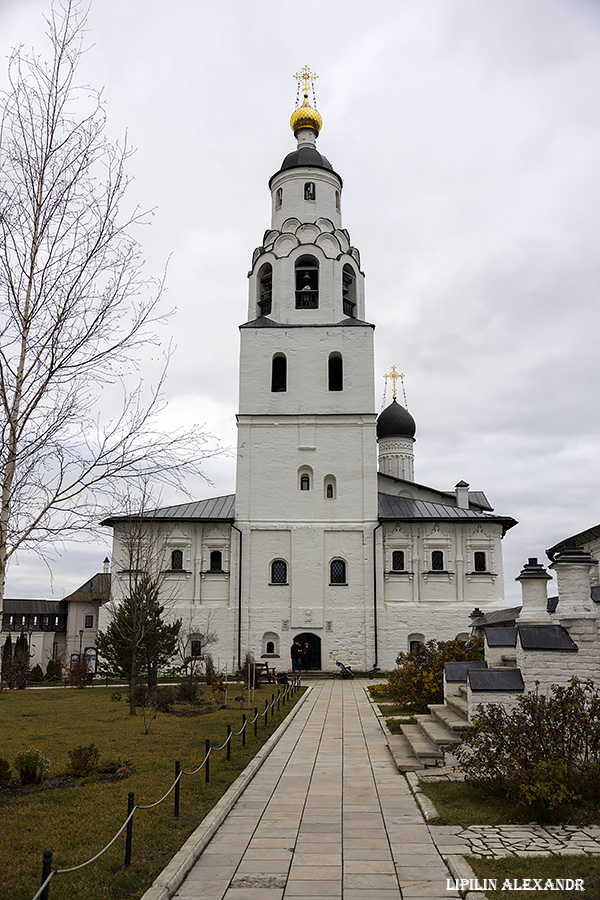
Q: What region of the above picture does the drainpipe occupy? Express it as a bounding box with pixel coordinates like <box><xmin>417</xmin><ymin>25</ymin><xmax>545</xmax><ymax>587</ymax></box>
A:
<box><xmin>231</xmin><ymin>524</ymin><xmax>243</xmax><ymax>672</ymax></box>
<box><xmin>372</xmin><ymin>522</ymin><xmax>382</xmax><ymax>669</ymax></box>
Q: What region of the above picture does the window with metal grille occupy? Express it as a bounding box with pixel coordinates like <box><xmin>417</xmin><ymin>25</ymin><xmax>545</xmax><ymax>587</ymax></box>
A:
<box><xmin>171</xmin><ymin>549</ymin><xmax>183</xmax><ymax>570</ymax></box>
<box><xmin>474</xmin><ymin>551</ymin><xmax>487</xmax><ymax>572</ymax></box>
<box><xmin>210</xmin><ymin>550</ymin><xmax>222</xmax><ymax>571</ymax></box>
<box><xmin>330</xmin><ymin>559</ymin><xmax>346</xmax><ymax>584</ymax></box>
<box><xmin>300</xmin><ymin>474</ymin><xmax>310</xmax><ymax>491</ymax></box>
<box><xmin>258</xmin><ymin>263</ymin><xmax>272</xmax><ymax>316</ymax></box>
<box><xmin>392</xmin><ymin>550</ymin><xmax>405</xmax><ymax>571</ymax></box>
<box><xmin>190</xmin><ymin>640</ymin><xmax>203</xmax><ymax>658</ymax></box>
<box><xmin>271</xmin><ymin>560</ymin><xmax>287</xmax><ymax>584</ymax></box>
<box><xmin>342</xmin><ymin>264</ymin><xmax>356</xmax><ymax>317</ymax></box>
<box><xmin>85</xmin><ymin>615</ymin><xmax>93</xmax><ymax>628</ymax></box>
<box><xmin>431</xmin><ymin>550</ymin><xmax>444</xmax><ymax>571</ymax></box>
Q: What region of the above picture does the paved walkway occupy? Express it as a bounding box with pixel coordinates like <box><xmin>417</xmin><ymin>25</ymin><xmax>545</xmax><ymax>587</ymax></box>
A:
<box><xmin>430</xmin><ymin>823</ymin><xmax>600</xmax><ymax>859</ymax></box>
<box><xmin>173</xmin><ymin>678</ymin><xmax>459</xmax><ymax>900</ymax></box>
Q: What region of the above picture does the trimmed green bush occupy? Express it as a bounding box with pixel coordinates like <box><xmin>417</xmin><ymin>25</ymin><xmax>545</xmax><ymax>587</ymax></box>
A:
<box><xmin>28</xmin><ymin>664</ymin><xmax>44</xmax><ymax>683</ymax></box>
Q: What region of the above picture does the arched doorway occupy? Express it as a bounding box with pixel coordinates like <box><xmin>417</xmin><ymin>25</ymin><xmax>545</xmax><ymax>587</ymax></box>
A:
<box><xmin>295</xmin><ymin>632</ymin><xmax>321</xmax><ymax>670</ymax></box>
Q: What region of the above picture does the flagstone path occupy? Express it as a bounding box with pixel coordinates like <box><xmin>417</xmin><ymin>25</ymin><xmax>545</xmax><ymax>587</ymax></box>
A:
<box><xmin>173</xmin><ymin>678</ymin><xmax>460</xmax><ymax>900</ymax></box>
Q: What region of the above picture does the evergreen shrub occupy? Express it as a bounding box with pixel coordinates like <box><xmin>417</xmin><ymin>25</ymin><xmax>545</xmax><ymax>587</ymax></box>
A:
<box><xmin>68</xmin><ymin>743</ymin><xmax>100</xmax><ymax>776</ymax></box>
<box><xmin>0</xmin><ymin>757</ymin><xmax>11</xmax><ymax>787</ymax></box>
<box><xmin>28</xmin><ymin>664</ymin><xmax>44</xmax><ymax>683</ymax></box>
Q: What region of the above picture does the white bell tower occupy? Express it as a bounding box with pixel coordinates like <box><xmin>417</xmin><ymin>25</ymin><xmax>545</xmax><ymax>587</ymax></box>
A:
<box><xmin>235</xmin><ymin>69</ymin><xmax>378</xmax><ymax>670</ymax></box>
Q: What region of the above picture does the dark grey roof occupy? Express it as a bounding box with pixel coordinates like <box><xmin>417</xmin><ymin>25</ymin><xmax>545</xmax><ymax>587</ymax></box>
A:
<box><xmin>518</xmin><ymin>624</ymin><xmax>578</xmax><ymax>652</ymax></box>
<box><xmin>4</xmin><ymin>599</ymin><xmax>67</xmax><ymax>615</ymax></box>
<box><xmin>378</xmin><ymin>493</ymin><xmax>517</xmax><ymax>534</ymax></box>
<box><xmin>469</xmin><ymin>668</ymin><xmax>525</xmax><ymax>692</ymax></box>
<box><xmin>377</xmin><ymin>399</ymin><xmax>416</xmax><ymax>439</ymax></box>
<box><xmin>63</xmin><ymin>573</ymin><xmax>110</xmax><ymax>604</ymax></box>
<box><xmin>269</xmin><ymin>147</ymin><xmax>342</xmax><ymax>188</ymax></box>
<box><xmin>471</xmin><ymin>606</ymin><xmax>522</xmax><ymax>627</ymax></box>
<box><xmin>444</xmin><ymin>660</ymin><xmax>488</xmax><ymax>682</ymax></box>
<box><xmin>102</xmin><ymin>494</ymin><xmax>235</xmax><ymax>526</ymax></box>
<box><xmin>377</xmin><ymin>473</ymin><xmax>494</xmax><ymax>511</ymax></box>
<box><xmin>547</xmin><ymin>523</ymin><xmax>600</xmax><ymax>561</ymax></box>
<box><xmin>240</xmin><ymin>317</ymin><xmax>374</xmax><ymax>329</ymax></box>
<box><xmin>484</xmin><ymin>627</ymin><xmax>517</xmax><ymax>648</ymax></box>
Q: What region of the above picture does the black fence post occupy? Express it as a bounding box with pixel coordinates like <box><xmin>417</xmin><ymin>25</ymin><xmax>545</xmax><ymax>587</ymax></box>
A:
<box><xmin>40</xmin><ymin>849</ymin><xmax>52</xmax><ymax>900</ymax></box>
<box><xmin>124</xmin><ymin>791</ymin><xmax>134</xmax><ymax>867</ymax></box>
<box><xmin>254</xmin><ymin>707</ymin><xmax>258</xmax><ymax>737</ymax></box>
<box><xmin>242</xmin><ymin>713</ymin><xmax>246</xmax><ymax>747</ymax></box>
<box><xmin>174</xmin><ymin>760</ymin><xmax>180</xmax><ymax>818</ymax></box>
<box><xmin>205</xmin><ymin>739</ymin><xmax>210</xmax><ymax>783</ymax></box>
<box><xmin>227</xmin><ymin>725</ymin><xmax>231</xmax><ymax>761</ymax></box>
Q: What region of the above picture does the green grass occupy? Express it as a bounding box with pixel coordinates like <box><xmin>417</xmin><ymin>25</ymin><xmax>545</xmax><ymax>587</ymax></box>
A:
<box><xmin>377</xmin><ymin>703</ymin><xmax>411</xmax><ymax>716</ymax></box>
<box><xmin>420</xmin><ymin>780</ymin><xmax>600</xmax><ymax>826</ymax></box>
<box><xmin>385</xmin><ymin>717</ymin><xmax>415</xmax><ymax>733</ymax></box>
<box><xmin>468</xmin><ymin>855</ymin><xmax>600</xmax><ymax>899</ymax></box>
<box><xmin>0</xmin><ymin>684</ymin><xmax>304</xmax><ymax>900</ymax></box>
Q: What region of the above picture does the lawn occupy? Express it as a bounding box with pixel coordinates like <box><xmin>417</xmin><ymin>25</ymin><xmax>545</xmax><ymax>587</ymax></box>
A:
<box><xmin>0</xmin><ymin>682</ymin><xmax>304</xmax><ymax>900</ymax></box>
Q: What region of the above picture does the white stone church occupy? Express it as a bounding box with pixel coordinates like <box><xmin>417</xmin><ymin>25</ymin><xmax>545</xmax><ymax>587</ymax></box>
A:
<box><xmin>102</xmin><ymin>80</ymin><xmax>517</xmax><ymax>674</ymax></box>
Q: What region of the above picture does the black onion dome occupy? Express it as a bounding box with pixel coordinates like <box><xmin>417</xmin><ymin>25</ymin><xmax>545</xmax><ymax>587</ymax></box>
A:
<box><xmin>269</xmin><ymin>147</ymin><xmax>342</xmax><ymax>188</ymax></box>
<box><xmin>377</xmin><ymin>399</ymin><xmax>416</xmax><ymax>439</ymax></box>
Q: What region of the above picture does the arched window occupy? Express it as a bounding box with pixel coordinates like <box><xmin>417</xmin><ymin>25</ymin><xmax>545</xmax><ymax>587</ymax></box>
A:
<box><xmin>431</xmin><ymin>550</ymin><xmax>444</xmax><ymax>571</ymax></box>
<box><xmin>275</xmin><ymin>188</ymin><xmax>283</xmax><ymax>209</ymax></box>
<box><xmin>300</xmin><ymin>474</ymin><xmax>310</xmax><ymax>491</ymax></box>
<box><xmin>342</xmin><ymin>264</ymin><xmax>357</xmax><ymax>317</ymax></box>
<box><xmin>409</xmin><ymin>634</ymin><xmax>425</xmax><ymax>653</ymax></box>
<box><xmin>304</xmin><ymin>182</ymin><xmax>315</xmax><ymax>201</ymax></box>
<box><xmin>171</xmin><ymin>550</ymin><xmax>183</xmax><ymax>570</ymax></box>
<box><xmin>324</xmin><ymin>475</ymin><xmax>336</xmax><ymax>499</ymax></box>
<box><xmin>330</xmin><ymin>559</ymin><xmax>347</xmax><ymax>584</ymax></box>
<box><xmin>335</xmin><ymin>190</ymin><xmax>340</xmax><ymax>211</ymax></box>
<box><xmin>258</xmin><ymin>263</ymin><xmax>272</xmax><ymax>317</ymax></box>
<box><xmin>328</xmin><ymin>353</ymin><xmax>343</xmax><ymax>391</ymax></box>
<box><xmin>474</xmin><ymin>551</ymin><xmax>487</xmax><ymax>572</ymax></box>
<box><xmin>392</xmin><ymin>550</ymin><xmax>405</xmax><ymax>571</ymax></box>
<box><xmin>266</xmin><ymin>641</ymin><xmax>275</xmax><ymax>654</ymax></box>
<box><xmin>210</xmin><ymin>550</ymin><xmax>222</xmax><ymax>571</ymax></box>
<box><xmin>295</xmin><ymin>256</ymin><xmax>319</xmax><ymax>309</ymax></box>
<box><xmin>271</xmin><ymin>354</ymin><xmax>287</xmax><ymax>392</ymax></box>
<box><xmin>271</xmin><ymin>560</ymin><xmax>288</xmax><ymax>584</ymax></box>
<box><xmin>298</xmin><ymin>465</ymin><xmax>313</xmax><ymax>492</ymax></box>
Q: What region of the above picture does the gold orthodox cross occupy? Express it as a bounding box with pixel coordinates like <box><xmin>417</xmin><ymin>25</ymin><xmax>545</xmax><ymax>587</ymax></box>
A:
<box><xmin>293</xmin><ymin>66</ymin><xmax>319</xmax><ymax>104</ymax></box>
<box><xmin>384</xmin><ymin>365</ymin><xmax>402</xmax><ymax>401</ymax></box>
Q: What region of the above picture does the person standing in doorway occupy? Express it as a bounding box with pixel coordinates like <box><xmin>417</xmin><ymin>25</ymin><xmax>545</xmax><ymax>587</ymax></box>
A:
<box><xmin>302</xmin><ymin>641</ymin><xmax>311</xmax><ymax>671</ymax></box>
<box><xmin>290</xmin><ymin>640</ymin><xmax>302</xmax><ymax>673</ymax></box>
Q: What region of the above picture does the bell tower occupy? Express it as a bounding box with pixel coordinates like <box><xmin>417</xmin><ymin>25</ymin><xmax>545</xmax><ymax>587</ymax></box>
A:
<box><xmin>235</xmin><ymin>70</ymin><xmax>378</xmax><ymax>669</ymax></box>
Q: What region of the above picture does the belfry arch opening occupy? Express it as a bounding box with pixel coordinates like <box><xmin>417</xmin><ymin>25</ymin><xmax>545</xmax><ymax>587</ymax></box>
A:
<box><xmin>258</xmin><ymin>263</ymin><xmax>272</xmax><ymax>317</ymax></box>
<box><xmin>342</xmin><ymin>264</ymin><xmax>357</xmax><ymax>317</ymax></box>
<box><xmin>295</xmin><ymin>256</ymin><xmax>319</xmax><ymax>309</ymax></box>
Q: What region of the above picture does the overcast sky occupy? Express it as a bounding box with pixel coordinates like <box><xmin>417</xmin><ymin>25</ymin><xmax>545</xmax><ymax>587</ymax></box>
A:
<box><xmin>2</xmin><ymin>0</ymin><xmax>599</xmax><ymax>603</ymax></box>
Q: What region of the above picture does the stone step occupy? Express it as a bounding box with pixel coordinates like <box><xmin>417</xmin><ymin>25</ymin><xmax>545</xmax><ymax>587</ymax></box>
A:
<box><xmin>415</xmin><ymin>714</ymin><xmax>462</xmax><ymax>747</ymax></box>
<box><xmin>385</xmin><ymin>733</ymin><xmax>423</xmax><ymax>772</ymax></box>
<box><xmin>400</xmin><ymin>724</ymin><xmax>444</xmax><ymax>764</ymax></box>
<box><xmin>428</xmin><ymin>703</ymin><xmax>471</xmax><ymax>735</ymax></box>
<box><xmin>445</xmin><ymin>694</ymin><xmax>469</xmax><ymax>718</ymax></box>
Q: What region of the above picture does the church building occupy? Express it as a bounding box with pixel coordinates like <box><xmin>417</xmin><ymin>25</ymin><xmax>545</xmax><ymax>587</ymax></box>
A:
<box><xmin>102</xmin><ymin>71</ymin><xmax>517</xmax><ymax>674</ymax></box>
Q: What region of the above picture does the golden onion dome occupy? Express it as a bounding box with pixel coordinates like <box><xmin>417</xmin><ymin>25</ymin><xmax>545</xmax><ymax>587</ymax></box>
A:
<box><xmin>290</xmin><ymin>94</ymin><xmax>322</xmax><ymax>136</ymax></box>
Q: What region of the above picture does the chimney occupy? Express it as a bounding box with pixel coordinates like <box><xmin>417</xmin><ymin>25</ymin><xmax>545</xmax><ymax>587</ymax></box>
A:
<box><xmin>455</xmin><ymin>481</ymin><xmax>469</xmax><ymax>509</ymax></box>
<box><xmin>515</xmin><ymin>557</ymin><xmax>552</xmax><ymax>622</ymax></box>
<box><xmin>549</xmin><ymin>540</ymin><xmax>597</xmax><ymax>618</ymax></box>
<box><xmin>103</xmin><ymin>557</ymin><xmax>110</xmax><ymax>575</ymax></box>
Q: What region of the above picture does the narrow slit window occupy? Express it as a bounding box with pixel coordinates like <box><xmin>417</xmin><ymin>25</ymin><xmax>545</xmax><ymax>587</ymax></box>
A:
<box><xmin>275</xmin><ymin>188</ymin><xmax>283</xmax><ymax>209</ymax></box>
<box><xmin>271</xmin><ymin>354</ymin><xmax>287</xmax><ymax>392</ymax></box>
<box><xmin>328</xmin><ymin>354</ymin><xmax>343</xmax><ymax>391</ymax></box>
<box><xmin>304</xmin><ymin>182</ymin><xmax>316</xmax><ymax>201</ymax></box>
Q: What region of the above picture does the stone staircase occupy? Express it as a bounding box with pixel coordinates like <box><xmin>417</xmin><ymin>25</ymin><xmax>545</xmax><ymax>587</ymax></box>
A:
<box><xmin>380</xmin><ymin>686</ymin><xmax>471</xmax><ymax>772</ymax></box>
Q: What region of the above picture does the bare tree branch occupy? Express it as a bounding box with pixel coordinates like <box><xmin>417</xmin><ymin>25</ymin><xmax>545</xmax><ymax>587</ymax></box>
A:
<box><xmin>0</xmin><ymin>1</ymin><xmax>221</xmax><ymax>611</ymax></box>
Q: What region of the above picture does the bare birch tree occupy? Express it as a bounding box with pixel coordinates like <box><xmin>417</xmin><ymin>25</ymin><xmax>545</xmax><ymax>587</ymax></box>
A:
<box><xmin>0</xmin><ymin>1</ymin><xmax>218</xmax><ymax>614</ymax></box>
